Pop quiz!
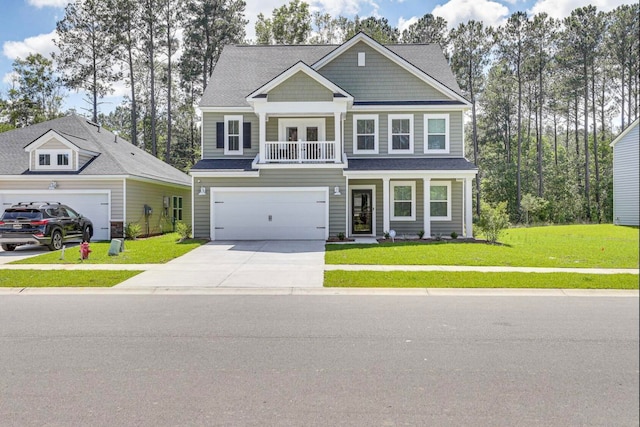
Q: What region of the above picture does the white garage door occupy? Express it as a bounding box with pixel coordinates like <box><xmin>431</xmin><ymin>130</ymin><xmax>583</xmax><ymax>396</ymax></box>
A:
<box><xmin>211</xmin><ymin>188</ymin><xmax>328</xmax><ymax>240</ymax></box>
<box><xmin>0</xmin><ymin>191</ymin><xmax>110</xmax><ymax>241</ymax></box>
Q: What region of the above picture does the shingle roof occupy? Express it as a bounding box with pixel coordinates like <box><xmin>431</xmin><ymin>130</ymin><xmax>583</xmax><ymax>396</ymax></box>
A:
<box><xmin>346</xmin><ymin>158</ymin><xmax>478</xmax><ymax>171</ymax></box>
<box><xmin>200</xmin><ymin>42</ymin><xmax>464</xmax><ymax>108</ymax></box>
<box><xmin>0</xmin><ymin>114</ymin><xmax>190</xmax><ymax>186</ymax></box>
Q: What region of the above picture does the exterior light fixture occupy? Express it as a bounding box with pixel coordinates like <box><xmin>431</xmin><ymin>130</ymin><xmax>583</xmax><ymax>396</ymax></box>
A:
<box><xmin>198</xmin><ymin>186</ymin><xmax>206</xmax><ymax>196</ymax></box>
<box><xmin>48</xmin><ymin>181</ymin><xmax>57</xmax><ymax>190</ymax></box>
<box><xmin>333</xmin><ymin>186</ymin><xmax>341</xmax><ymax>196</ymax></box>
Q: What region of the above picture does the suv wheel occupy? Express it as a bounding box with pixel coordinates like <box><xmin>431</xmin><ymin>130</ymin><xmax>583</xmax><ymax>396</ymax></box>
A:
<box><xmin>83</xmin><ymin>226</ymin><xmax>92</xmax><ymax>243</ymax></box>
<box><xmin>1</xmin><ymin>243</ymin><xmax>16</xmax><ymax>252</ymax></box>
<box><xmin>48</xmin><ymin>230</ymin><xmax>63</xmax><ymax>251</ymax></box>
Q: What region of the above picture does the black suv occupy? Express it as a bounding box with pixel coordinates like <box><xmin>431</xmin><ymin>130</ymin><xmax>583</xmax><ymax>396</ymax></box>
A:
<box><xmin>0</xmin><ymin>202</ymin><xmax>93</xmax><ymax>251</ymax></box>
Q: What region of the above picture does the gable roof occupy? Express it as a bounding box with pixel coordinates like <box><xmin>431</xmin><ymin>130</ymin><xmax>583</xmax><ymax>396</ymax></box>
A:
<box><xmin>200</xmin><ymin>36</ymin><xmax>465</xmax><ymax>108</ymax></box>
<box><xmin>0</xmin><ymin>114</ymin><xmax>190</xmax><ymax>186</ymax></box>
<box><xmin>610</xmin><ymin>118</ymin><xmax>639</xmax><ymax>147</ymax></box>
<box><xmin>246</xmin><ymin>61</ymin><xmax>353</xmax><ymax>101</ymax></box>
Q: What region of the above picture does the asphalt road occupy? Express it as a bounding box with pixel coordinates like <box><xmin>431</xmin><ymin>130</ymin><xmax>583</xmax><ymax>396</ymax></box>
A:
<box><xmin>0</xmin><ymin>296</ymin><xmax>638</xmax><ymax>426</ymax></box>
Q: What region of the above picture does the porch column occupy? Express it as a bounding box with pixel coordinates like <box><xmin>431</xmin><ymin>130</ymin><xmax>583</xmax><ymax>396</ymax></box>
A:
<box><xmin>259</xmin><ymin>113</ymin><xmax>266</xmax><ymax>162</ymax></box>
<box><xmin>334</xmin><ymin>112</ymin><xmax>341</xmax><ymax>163</ymax></box>
<box><xmin>382</xmin><ymin>177</ymin><xmax>390</xmax><ymax>234</ymax></box>
<box><xmin>465</xmin><ymin>177</ymin><xmax>473</xmax><ymax>238</ymax></box>
<box><xmin>423</xmin><ymin>177</ymin><xmax>431</xmax><ymax>239</ymax></box>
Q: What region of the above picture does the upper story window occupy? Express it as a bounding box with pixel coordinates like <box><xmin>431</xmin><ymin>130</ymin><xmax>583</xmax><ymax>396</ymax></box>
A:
<box><xmin>430</xmin><ymin>181</ymin><xmax>451</xmax><ymax>221</ymax></box>
<box><xmin>391</xmin><ymin>181</ymin><xmax>416</xmax><ymax>221</ymax></box>
<box><xmin>353</xmin><ymin>114</ymin><xmax>378</xmax><ymax>154</ymax></box>
<box><xmin>388</xmin><ymin>114</ymin><xmax>414</xmax><ymax>154</ymax></box>
<box><xmin>424</xmin><ymin>114</ymin><xmax>449</xmax><ymax>153</ymax></box>
<box><xmin>35</xmin><ymin>149</ymin><xmax>73</xmax><ymax>171</ymax></box>
<box><xmin>224</xmin><ymin>115</ymin><xmax>243</xmax><ymax>155</ymax></box>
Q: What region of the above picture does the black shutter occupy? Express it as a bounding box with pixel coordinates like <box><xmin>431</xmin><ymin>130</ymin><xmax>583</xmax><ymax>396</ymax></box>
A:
<box><xmin>243</xmin><ymin>122</ymin><xmax>251</xmax><ymax>149</ymax></box>
<box><xmin>216</xmin><ymin>122</ymin><xmax>224</xmax><ymax>148</ymax></box>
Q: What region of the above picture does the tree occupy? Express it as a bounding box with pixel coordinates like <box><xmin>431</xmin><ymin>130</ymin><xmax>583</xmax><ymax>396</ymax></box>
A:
<box><xmin>181</xmin><ymin>0</ymin><xmax>247</xmax><ymax>95</ymax></box>
<box><xmin>450</xmin><ymin>20</ymin><xmax>494</xmax><ymax>216</ymax></box>
<box><xmin>402</xmin><ymin>14</ymin><xmax>448</xmax><ymax>53</ymax></box>
<box><xmin>345</xmin><ymin>16</ymin><xmax>399</xmax><ymax>43</ymax></box>
<box><xmin>255</xmin><ymin>0</ymin><xmax>311</xmax><ymax>44</ymax></box>
<box><xmin>54</xmin><ymin>0</ymin><xmax>120</xmax><ymax>122</ymax></box>
<box><xmin>309</xmin><ymin>12</ymin><xmax>347</xmax><ymax>44</ymax></box>
<box><xmin>6</xmin><ymin>54</ymin><xmax>64</xmax><ymax>127</ymax></box>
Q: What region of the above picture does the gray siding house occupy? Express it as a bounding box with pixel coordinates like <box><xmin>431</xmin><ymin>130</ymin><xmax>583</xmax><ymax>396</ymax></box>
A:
<box><xmin>610</xmin><ymin>118</ymin><xmax>639</xmax><ymax>226</ymax></box>
<box><xmin>191</xmin><ymin>33</ymin><xmax>478</xmax><ymax>240</ymax></box>
<box><xmin>0</xmin><ymin>115</ymin><xmax>192</xmax><ymax>240</ymax></box>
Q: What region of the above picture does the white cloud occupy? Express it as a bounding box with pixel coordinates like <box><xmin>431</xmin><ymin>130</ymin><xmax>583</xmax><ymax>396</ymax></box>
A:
<box><xmin>398</xmin><ymin>16</ymin><xmax>419</xmax><ymax>34</ymax></box>
<box><xmin>529</xmin><ymin>0</ymin><xmax>634</xmax><ymax>19</ymax></box>
<box><xmin>433</xmin><ymin>0</ymin><xmax>510</xmax><ymax>28</ymax></box>
<box><xmin>2</xmin><ymin>31</ymin><xmax>59</xmax><ymax>61</ymax></box>
<box><xmin>27</xmin><ymin>0</ymin><xmax>68</xmax><ymax>8</ymax></box>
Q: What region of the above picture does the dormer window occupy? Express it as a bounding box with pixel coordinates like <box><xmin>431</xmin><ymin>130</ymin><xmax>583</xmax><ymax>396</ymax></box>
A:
<box><xmin>35</xmin><ymin>149</ymin><xmax>73</xmax><ymax>170</ymax></box>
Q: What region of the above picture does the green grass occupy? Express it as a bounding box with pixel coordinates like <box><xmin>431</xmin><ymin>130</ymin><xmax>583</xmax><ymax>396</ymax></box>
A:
<box><xmin>12</xmin><ymin>233</ymin><xmax>207</xmax><ymax>265</ymax></box>
<box><xmin>325</xmin><ymin>271</ymin><xmax>639</xmax><ymax>289</ymax></box>
<box><xmin>326</xmin><ymin>225</ymin><xmax>639</xmax><ymax>269</ymax></box>
<box><xmin>0</xmin><ymin>270</ymin><xmax>142</xmax><ymax>287</ymax></box>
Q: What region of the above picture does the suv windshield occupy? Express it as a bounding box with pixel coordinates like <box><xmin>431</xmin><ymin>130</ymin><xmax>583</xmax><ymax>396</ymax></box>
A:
<box><xmin>1</xmin><ymin>210</ymin><xmax>43</xmax><ymax>220</ymax></box>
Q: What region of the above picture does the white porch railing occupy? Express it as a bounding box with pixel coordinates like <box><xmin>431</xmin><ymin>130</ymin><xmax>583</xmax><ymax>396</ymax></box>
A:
<box><xmin>262</xmin><ymin>141</ymin><xmax>337</xmax><ymax>163</ymax></box>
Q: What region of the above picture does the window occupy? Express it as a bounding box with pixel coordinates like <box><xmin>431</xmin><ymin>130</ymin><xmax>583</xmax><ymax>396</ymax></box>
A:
<box><xmin>35</xmin><ymin>149</ymin><xmax>73</xmax><ymax>170</ymax></box>
<box><xmin>224</xmin><ymin>115</ymin><xmax>243</xmax><ymax>155</ymax></box>
<box><xmin>430</xmin><ymin>182</ymin><xmax>451</xmax><ymax>221</ymax></box>
<box><xmin>391</xmin><ymin>181</ymin><xmax>416</xmax><ymax>221</ymax></box>
<box><xmin>388</xmin><ymin>114</ymin><xmax>414</xmax><ymax>153</ymax></box>
<box><xmin>57</xmin><ymin>153</ymin><xmax>69</xmax><ymax>166</ymax></box>
<box><xmin>424</xmin><ymin>114</ymin><xmax>449</xmax><ymax>153</ymax></box>
<box><xmin>172</xmin><ymin>196</ymin><xmax>183</xmax><ymax>221</ymax></box>
<box><xmin>353</xmin><ymin>114</ymin><xmax>378</xmax><ymax>154</ymax></box>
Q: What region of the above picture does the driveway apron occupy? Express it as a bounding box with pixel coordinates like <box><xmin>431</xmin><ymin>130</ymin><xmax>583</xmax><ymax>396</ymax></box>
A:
<box><xmin>115</xmin><ymin>240</ymin><xmax>326</xmax><ymax>288</ymax></box>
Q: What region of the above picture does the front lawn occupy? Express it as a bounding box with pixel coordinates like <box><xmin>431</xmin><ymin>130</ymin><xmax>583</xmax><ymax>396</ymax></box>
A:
<box><xmin>0</xmin><ymin>270</ymin><xmax>142</xmax><ymax>287</ymax></box>
<box><xmin>12</xmin><ymin>233</ymin><xmax>207</xmax><ymax>265</ymax></box>
<box><xmin>325</xmin><ymin>271</ymin><xmax>639</xmax><ymax>289</ymax></box>
<box><xmin>326</xmin><ymin>225</ymin><xmax>639</xmax><ymax>269</ymax></box>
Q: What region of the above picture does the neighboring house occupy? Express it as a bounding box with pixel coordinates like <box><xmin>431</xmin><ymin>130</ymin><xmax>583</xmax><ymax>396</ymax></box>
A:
<box><xmin>610</xmin><ymin>118</ymin><xmax>639</xmax><ymax>226</ymax></box>
<box><xmin>191</xmin><ymin>32</ymin><xmax>478</xmax><ymax>240</ymax></box>
<box><xmin>0</xmin><ymin>114</ymin><xmax>192</xmax><ymax>240</ymax></box>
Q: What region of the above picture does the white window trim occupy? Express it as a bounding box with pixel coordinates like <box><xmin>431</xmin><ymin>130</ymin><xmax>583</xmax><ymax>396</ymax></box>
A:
<box><xmin>35</xmin><ymin>149</ymin><xmax>73</xmax><ymax>171</ymax></box>
<box><xmin>224</xmin><ymin>115</ymin><xmax>243</xmax><ymax>155</ymax></box>
<box><xmin>353</xmin><ymin>114</ymin><xmax>378</xmax><ymax>154</ymax></box>
<box><xmin>388</xmin><ymin>114</ymin><xmax>414</xmax><ymax>154</ymax></box>
<box><xmin>424</xmin><ymin>114</ymin><xmax>450</xmax><ymax>154</ymax></box>
<box><xmin>278</xmin><ymin>118</ymin><xmax>326</xmax><ymax>141</ymax></box>
<box><xmin>390</xmin><ymin>180</ymin><xmax>416</xmax><ymax>221</ymax></box>
<box><xmin>430</xmin><ymin>181</ymin><xmax>452</xmax><ymax>221</ymax></box>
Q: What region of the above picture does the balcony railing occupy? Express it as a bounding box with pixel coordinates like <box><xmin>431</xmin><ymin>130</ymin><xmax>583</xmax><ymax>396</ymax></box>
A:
<box><xmin>262</xmin><ymin>141</ymin><xmax>337</xmax><ymax>163</ymax></box>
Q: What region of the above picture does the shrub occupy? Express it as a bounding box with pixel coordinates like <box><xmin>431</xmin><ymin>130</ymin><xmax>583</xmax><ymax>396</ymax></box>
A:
<box><xmin>450</xmin><ymin>231</ymin><xmax>458</xmax><ymax>239</ymax></box>
<box><xmin>477</xmin><ymin>201</ymin><xmax>510</xmax><ymax>244</ymax></box>
<box><xmin>124</xmin><ymin>222</ymin><xmax>142</xmax><ymax>240</ymax></box>
<box><xmin>417</xmin><ymin>230</ymin><xmax>425</xmax><ymax>239</ymax></box>
<box><xmin>175</xmin><ymin>222</ymin><xmax>192</xmax><ymax>241</ymax></box>
<box><xmin>383</xmin><ymin>231</ymin><xmax>390</xmax><ymax>239</ymax></box>
<box><xmin>520</xmin><ymin>193</ymin><xmax>549</xmax><ymax>225</ymax></box>
<box><xmin>337</xmin><ymin>232</ymin><xmax>345</xmax><ymax>241</ymax></box>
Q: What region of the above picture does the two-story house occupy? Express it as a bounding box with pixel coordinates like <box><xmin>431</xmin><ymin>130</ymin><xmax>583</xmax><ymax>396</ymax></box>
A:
<box><xmin>190</xmin><ymin>32</ymin><xmax>478</xmax><ymax>240</ymax></box>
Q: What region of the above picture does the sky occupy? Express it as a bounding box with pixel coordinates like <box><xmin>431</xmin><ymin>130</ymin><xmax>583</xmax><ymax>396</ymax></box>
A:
<box><xmin>0</xmin><ymin>0</ymin><xmax>635</xmax><ymax>114</ymax></box>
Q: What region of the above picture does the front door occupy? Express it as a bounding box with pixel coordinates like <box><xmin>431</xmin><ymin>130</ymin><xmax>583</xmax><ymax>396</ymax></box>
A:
<box><xmin>352</xmin><ymin>189</ymin><xmax>373</xmax><ymax>235</ymax></box>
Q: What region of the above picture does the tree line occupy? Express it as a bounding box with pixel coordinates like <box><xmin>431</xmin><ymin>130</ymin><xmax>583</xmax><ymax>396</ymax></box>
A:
<box><xmin>0</xmin><ymin>0</ymin><xmax>637</xmax><ymax>223</ymax></box>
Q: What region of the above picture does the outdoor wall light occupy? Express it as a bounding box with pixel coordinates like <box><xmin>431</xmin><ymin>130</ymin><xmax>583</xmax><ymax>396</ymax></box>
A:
<box><xmin>48</xmin><ymin>181</ymin><xmax>57</xmax><ymax>190</ymax></box>
<box><xmin>333</xmin><ymin>186</ymin><xmax>341</xmax><ymax>196</ymax></box>
<box><xmin>198</xmin><ymin>186</ymin><xmax>206</xmax><ymax>195</ymax></box>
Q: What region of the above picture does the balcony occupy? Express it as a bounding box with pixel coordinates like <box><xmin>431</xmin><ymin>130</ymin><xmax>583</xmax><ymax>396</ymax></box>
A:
<box><xmin>262</xmin><ymin>141</ymin><xmax>338</xmax><ymax>163</ymax></box>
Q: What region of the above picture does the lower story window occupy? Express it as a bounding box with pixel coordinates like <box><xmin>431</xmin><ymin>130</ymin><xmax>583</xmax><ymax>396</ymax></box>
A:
<box><xmin>430</xmin><ymin>182</ymin><xmax>451</xmax><ymax>221</ymax></box>
<box><xmin>172</xmin><ymin>196</ymin><xmax>183</xmax><ymax>221</ymax></box>
<box><xmin>391</xmin><ymin>181</ymin><xmax>416</xmax><ymax>221</ymax></box>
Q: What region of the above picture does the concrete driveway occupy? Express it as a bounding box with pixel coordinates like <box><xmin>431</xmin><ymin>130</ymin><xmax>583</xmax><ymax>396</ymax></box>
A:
<box><xmin>0</xmin><ymin>244</ymin><xmax>50</xmax><ymax>264</ymax></box>
<box><xmin>116</xmin><ymin>240</ymin><xmax>326</xmax><ymax>288</ymax></box>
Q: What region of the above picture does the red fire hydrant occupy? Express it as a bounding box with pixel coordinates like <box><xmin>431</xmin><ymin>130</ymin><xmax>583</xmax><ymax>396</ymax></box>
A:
<box><xmin>80</xmin><ymin>241</ymin><xmax>91</xmax><ymax>261</ymax></box>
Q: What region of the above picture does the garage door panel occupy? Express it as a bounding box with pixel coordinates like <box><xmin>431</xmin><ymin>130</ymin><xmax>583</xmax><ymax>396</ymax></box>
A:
<box><xmin>212</xmin><ymin>189</ymin><xmax>327</xmax><ymax>240</ymax></box>
<box><xmin>0</xmin><ymin>192</ymin><xmax>110</xmax><ymax>241</ymax></box>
